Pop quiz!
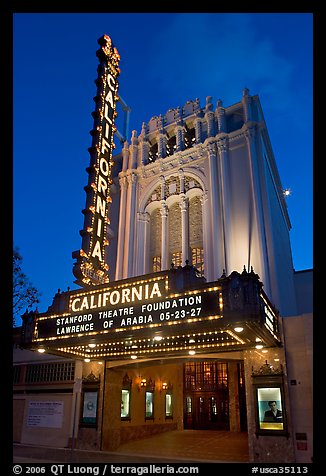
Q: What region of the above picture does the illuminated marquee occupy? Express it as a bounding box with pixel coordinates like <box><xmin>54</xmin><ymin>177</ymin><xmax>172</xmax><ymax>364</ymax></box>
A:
<box><xmin>32</xmin><ymin>276</ymin><xmax>222</xmax><ymax>341</ymax></box>
<box><xmin>23</xmin><ymin>270</ymin><xmax>283</xmax><ymax>360</ymax></box>
<box><xmin>72</xmin><ymin>35</ymin><xmax>120</xmax><ymax>286</ymax></box>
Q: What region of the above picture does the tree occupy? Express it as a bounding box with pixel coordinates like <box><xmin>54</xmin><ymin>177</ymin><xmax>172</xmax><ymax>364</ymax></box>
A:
<box><xmin>13</xmin><ymin>246</ymin><xmax>41</xmax><ymax>327</ymax></box>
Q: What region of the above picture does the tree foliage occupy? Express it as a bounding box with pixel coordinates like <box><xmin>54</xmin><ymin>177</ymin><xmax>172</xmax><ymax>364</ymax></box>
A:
<box><xmin>13</xmin><ymin>246</ymin><xmax>41</xmax><ymax>327</ymax></box>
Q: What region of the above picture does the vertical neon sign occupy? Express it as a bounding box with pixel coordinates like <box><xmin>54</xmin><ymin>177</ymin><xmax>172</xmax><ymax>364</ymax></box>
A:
<box><xmin>73</xmin><ymin>35</ymin><xmax>120</xmax><ymax>286</ymax></box>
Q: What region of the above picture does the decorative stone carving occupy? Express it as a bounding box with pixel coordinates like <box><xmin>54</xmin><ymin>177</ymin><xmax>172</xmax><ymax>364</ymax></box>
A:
<box><xmin>252</xmin><ymin>361</ymin><xmax>283</xmax><ymax>376</ymax></box>
<box><xmin>83</xmin><ymin>370</ymin><xmax>100</xmax><ymax>382</ymax></box>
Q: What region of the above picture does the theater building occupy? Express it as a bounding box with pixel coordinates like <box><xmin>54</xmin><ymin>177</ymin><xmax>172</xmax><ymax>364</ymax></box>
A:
<box><xmin>14</xmin><ymin>35</ymin><xmax>313</xmax><ymax>463</ymax></box>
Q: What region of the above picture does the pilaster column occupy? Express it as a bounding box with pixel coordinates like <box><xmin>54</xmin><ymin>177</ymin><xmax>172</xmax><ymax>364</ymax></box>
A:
<box><xmin>128</xmin><ymin>130</ymin><xmax>138</xmax><ymax>169</ymax></box>
<box><xmin>200</xmin><ymin>191</ymin><xmax>212</xmax><ymax>281</ymax></box>
<box><xmin>205</xmin><ymin>96</ymin><xmax>216</xmax><ymax>137</ymax></box>
<box><xmin>175</xmin><ymin>108</ymin><xmax>185</xmax><ymax>152</ymax></box>
<box><xmin>216</xmin><ymin>100</ymin><xmax>227</xmax><ymax>134</ymax></box>
<box><xmin>135</xmin><ymin>211</ymin><xmax>149</xmax><ymax>275</ymax></box>
<box><xmin>179</xmin><ymin>194</ymin><xmax>189</xmax><ymax>267</ymax></box>
<box><xmin>115</xmin><ymin>174</ymin><xmax>128</xmax><ymax>280</ymax></box>
<box><xmin>217</xmin><ymin>136</ymin><xmax>231</xmax><ymax>275</ymax></box>
<box><xmin>160</xmin><ymin>175</ymin><xmax>166</xmax><ymax>200</ymax></box>
<box><xmin>143</xmin><ymin>212</ymin><xmax>150</xmax><ymax>274</ymax></box>
<box><xmin>179</xmin><ymin>168</ymin><xmax>185</xmax><ymax>193</ymax></box>
<box><xmin>207</xmin><ymin>142</ymin><xmax>224</xmax><ymax>278</ymax></box>
<box><xmin>194</xmin><ymin>117</ymin><xmax>202</xmax><ymax>144</ymax></box>
<box><xmin>122</xmin><ymin>171</ymin><xmax>138</xmax><ymax>278</ymax></box>
<box><xmin>157</xmin><ymin>115</ymin><xmax>167</xmax><ymax>159</ymax></box>
<box><xmin>158</xmin><ymin>133</ymin><xmax>167</xmax><ymax>159</ymax></box>
<box><xmin>228</xmin><ymin>361</ymin><xmax>241</xmax><ymax>432</ymax></box>
<box><xmin>175</xmin><ymin>125</ymin><xmax>185</xmax><ymax>152</ymax></box>
<box><xmin>160</xmin><ymin>201</ymin><xmax>169</xmax><ymax>270</ymax></box>
<box><xmin>69</xmin><ymin>360</ymin><xmax>83</xmax><ymax>445</ymax></box>
<box><xmin>138</xmin><ymin>122</ymin><xmax>149</xmax><ymax>166</ymax></box>
<box><xmin>244</xmin><ymin>125</ymin><xmax>271</xmax><ymax>295</ymax></box>
<box><xmin>121</xmin><ymin>141</ymin><xmax>129</xmax><ymax>172</ymax></box>
<box><xmin>242</xmin><ymin>87</ymin><xmax>252</xmax><ymax>123</ymax></box>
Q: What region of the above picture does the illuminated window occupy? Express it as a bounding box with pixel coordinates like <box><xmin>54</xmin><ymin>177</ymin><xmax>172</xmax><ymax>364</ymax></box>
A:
<box><xmin>191</xmin><ymin>247</ymin><xmax>204</xmax><ymax>275</ymax></box>
<box><xmin>184</xmin><ymin>362</ymin><xmax>228</xmax><ymax>391</ymax></box>
<box><xmin>152</xmin><ymin>256</ymin><xmax>161</xmax><ymax>273</ymax></box>
<box><xmin>171</xmin><ymin>251</ymin><xmax>182</xmax><ymax>268</ymax></box>
<box><xmin>25</xmin><ymin>362</ymin><xmax>75</xmax><ymax>383</ymax></box>
<box><xmin>121</xmin><ymin>389</ymin><xmax>130</xmax><ymax>419</ymax></box>
<box><xmin>121</xmin><ymin>373</ymin><xmax>132</xmax><ymax>420</ymax></box>
<box><xmin>145</xmin><ymin>391</ymin><xmax>154</xmax><ymax>419</ymax></box>
<box><xmin>165</xmin><ymin>393</ymin><xmax>173</xmax><ymax>418</ymax></box>
<box><xmin>217</xmin><ymin>363</ymin><xmax>228</xmax><ymax>389</ymax></box>
<box><xmin>186</xmin><ymin>396</ymin><xmax>192</xmax><ymax>414</ymax></box>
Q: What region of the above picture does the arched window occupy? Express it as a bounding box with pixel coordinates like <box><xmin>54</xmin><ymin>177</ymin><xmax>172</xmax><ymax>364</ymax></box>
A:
<box><xmin>149</xmin><ymin>207</ymin><xmax>162</xmax><ymax>272</ymax></box>
<box><xmin>168</xmin><ymin>202</ymin><xmax>182</xmax><ymax>266</ymax></box>
<box><xmin>189</xmin><ymin>195</ymin><xmax>204</xmax><ymax>275</ymax></box>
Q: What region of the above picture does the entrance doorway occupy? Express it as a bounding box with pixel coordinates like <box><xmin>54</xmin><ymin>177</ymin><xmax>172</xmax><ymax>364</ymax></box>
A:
<box><xmin>184</xmin><ymin>393</ymin><xmax>229</xmax><ymax>430</ymax></box>
<box><xmin>183</xmin><ymin>361</ymin><xmax>246</xmax><ymax>431</ymax></box>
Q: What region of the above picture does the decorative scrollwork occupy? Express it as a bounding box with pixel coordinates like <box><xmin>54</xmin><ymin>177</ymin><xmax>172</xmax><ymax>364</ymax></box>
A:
<box><xmin>252</xmin><ymin>361</ymin><xmax>283</xmax><ymax>376</ymax></box>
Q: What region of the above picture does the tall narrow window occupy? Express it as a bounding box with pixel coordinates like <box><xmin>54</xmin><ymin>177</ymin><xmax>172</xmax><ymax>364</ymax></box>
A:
<box><xmin>165</xmin><ymin>393</ymin><xmax>173</xmax><ymax>418</ymax></box>
<box><xmin>171</xmin><ymin>251</ymin><xmax>182</xmax><ymax>267</ymax></box>
<box><xmin>149</xmin><ymin>208</ymin><xmax>162</xmax><ymax>272</ymax></box>
<box><xmin>145</xmin><ymin>391</ymin><xmax>154</xmax><ymax>419</ymax></box>
<box><xmin>121</xmin><ymin>390</ymin><xmax>130</xmax><ymax>419</ymax></box>
<box><xmin>152</xmin><ymin>256</ymin><xmax>161</xmax><ymax>273</ymax></box>
<box><xmin>121</xmin><ymin>373</ymin><xmax>132</xmax><ymax>420</ymax></box>
<box><xmin>168</xmin><ymin>202</ymin><xmax>182</xmax><ymax>266</ymax></box>
<box><xmin>217</xmin><ymin>363</ymin><xmax>228</xmax><ymax>388</ymax></box>
<box><xmin>186</xmin><ymin>396</ymin><xmax>192</xmax><ymax>414</ymax></box>
<box><xmin>191</xmin><ymin>247</ymin><xmax>204</xmax><ymax>275</ymax></box>
<box><xmin>189</xmin><ymin>195</ymin><xmax>204</xmax><ymax>275</ymax></box>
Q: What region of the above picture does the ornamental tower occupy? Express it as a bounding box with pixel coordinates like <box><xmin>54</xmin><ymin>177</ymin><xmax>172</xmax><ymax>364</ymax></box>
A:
<box><xmin>111</xmin><ymin>91</ymin><xmax>297</xmax><ymax>316</ymax></box>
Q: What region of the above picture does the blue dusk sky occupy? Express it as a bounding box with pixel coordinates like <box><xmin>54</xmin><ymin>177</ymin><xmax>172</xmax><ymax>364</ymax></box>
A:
<box><xmin>13</xmin><ymin>12</ymin><xmax>313</xmax><ymax>315</ymax></box>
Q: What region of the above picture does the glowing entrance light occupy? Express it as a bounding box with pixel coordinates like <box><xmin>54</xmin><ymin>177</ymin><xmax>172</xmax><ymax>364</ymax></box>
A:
<box><xmin>189</xmin><ymin>350</ymin><xmax>196</xmax><ymax>355</ymax></box>
<box><xmin>234</xmin><ymin>327</ymin><xmax>244</xmax><ymax>332</ymax></box>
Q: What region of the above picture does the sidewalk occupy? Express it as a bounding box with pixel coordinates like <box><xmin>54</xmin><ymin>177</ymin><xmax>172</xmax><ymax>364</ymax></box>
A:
<box><xmin>13</xmin><ymin>430</ymin><xmax>249</xmax><ymax>464</ymax></box>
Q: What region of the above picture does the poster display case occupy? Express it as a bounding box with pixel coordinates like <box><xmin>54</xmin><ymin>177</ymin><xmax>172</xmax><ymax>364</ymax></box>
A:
<box><xmin>252</xmin><ymin>361</ymin><xmax>288</xmax><ymax>436</ymax></box>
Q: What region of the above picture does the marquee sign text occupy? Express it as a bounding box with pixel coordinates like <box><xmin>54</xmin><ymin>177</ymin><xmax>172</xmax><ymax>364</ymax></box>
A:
<box><xmin>33</xmin><ymin>277</ymin><xmax>221</xmax><ymax>340</ymax></box>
